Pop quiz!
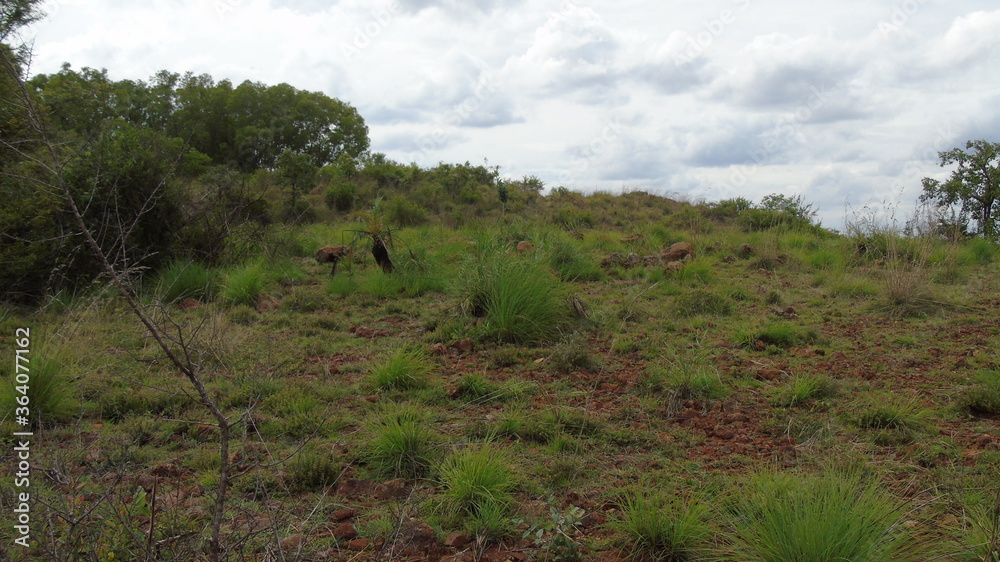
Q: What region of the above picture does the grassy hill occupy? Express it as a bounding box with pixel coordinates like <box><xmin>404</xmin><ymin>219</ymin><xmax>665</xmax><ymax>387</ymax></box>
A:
<box><xmin>1</xmin><ymin>190</ymin><xmax>998</xmax><ymax>560</ymax></box>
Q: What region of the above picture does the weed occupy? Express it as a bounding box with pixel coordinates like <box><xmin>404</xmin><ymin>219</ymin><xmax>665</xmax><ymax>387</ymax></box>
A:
<box><xmin>517</xmin><ymin>499</ymin><xmax>585</xmax><ymax>561</ymax></box>
<box><xmin>454</xmin><ymin>374</ymin><xmax>504</xmax><ymax>403</ymax></box>
<box><xmin>548</xmin><ymin>333</ymin><xmax>598</xmax><ymax>373</ymax></box>
<box><xmin>371</xmin><ymin>347</ymin><xmax>433</xmax><ymax>391</ymax></box>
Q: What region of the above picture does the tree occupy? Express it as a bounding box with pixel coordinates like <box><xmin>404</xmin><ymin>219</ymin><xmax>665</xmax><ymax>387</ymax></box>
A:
<box><xmin>920</xmin><ymin>139</ymin><xmax>1000</xmax><ymax>239</ymax></box>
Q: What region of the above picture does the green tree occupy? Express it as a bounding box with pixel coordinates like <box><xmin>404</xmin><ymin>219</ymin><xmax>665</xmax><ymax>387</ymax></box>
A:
<box><xmin>277</xmin><ymin>147</ymin><xmax>317</xmax><ymax>221</ymax></box>
<box><xmin>1</xmin><ymin>0</ymin><xmax>44</xmax><ymax>46</ymax></box>
<box><xmin>920</xmin><ymin>139</ymin><xmax>1000</xmax><ymax>239</ymax></box>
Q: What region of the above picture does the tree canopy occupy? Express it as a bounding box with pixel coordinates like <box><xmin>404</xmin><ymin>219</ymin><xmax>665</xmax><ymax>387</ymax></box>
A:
<box><xmin>920</xmin><ymin>139</ymin><xmax>1000</xmax><ymax>239</ymax></box>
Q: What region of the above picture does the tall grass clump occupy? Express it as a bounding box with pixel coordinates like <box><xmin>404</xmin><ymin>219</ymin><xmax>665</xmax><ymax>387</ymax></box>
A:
<box><xmin>456</xmin><ymin>244</ymin><xmax>569</xmax><ymax>344</ymax></box>
<box><xmin>728</xmin><ymin>470</ymin><xmax>925</xmax><ymax>561</ymax></box>
<box><xmin>612</xmin><ymin>488</ymin><xmax>711</xmax><ymax>561</ymax></box>
<box><xmin>364</xmin><ymin>405</ymin><xmax>438</xmax><ymax>478</ymax></box>
<box><xmin>547</xmin><ymin>237</ymin><xmax>604</xmax><ymax>282</ymax></box>
<box><xmin>370</xmin><ymin>346</ymin><xmax>433</xmax><ymax>391</ymax></box>
<box><xmin>438</xmin><ymin>442</ymin><xmax>516</xmax><ymax>540</ymax></box>
<box><xmin>1</xmin><ymin>352</ymin><xmax>76</xmax><ymax>428</ymax></box>
<box><xmin>957</xmin><ymin>370</ymin><xmax>1000</xmax><ymax>416</ymax></box>
<box><xmin>221</xmin><ymin>261</ymin><xmax>268</xmax><ymax>306</ymax></box>
<box><xmin>156</xmin><ymin>259</ymin><xmax>218</xmax><ymax>302</ymax></box>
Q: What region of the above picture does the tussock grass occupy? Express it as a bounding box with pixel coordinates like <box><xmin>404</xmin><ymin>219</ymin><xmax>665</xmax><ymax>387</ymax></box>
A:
<box><xmin>772</xmin><ymin>374</ymin><xmax>837</xmax><ymax>407</ymax></box>
<box><xmin>612</xmin><ymin>488</ymin><xmax>711</xmax><ymax>561</ymax></box>
<box><xmin>364</xmin><ymin>404</ymin><xmax>438</xmax><ymax>478</ymax></box>
<box><xmin>370</xmin><ymin>346</ymin><xmax>433</xmax><ymax>391</ymax></box>
<box><xmin>156</xmin><ymin>259</ymin><xmax>218</xmax><ymax>302</ymax></box>
<box><xmin>1</xmin><ymin>351</ymin><xmax>77</xmax><ymax>428</ymax></box>
<box><xmin>958</xmin><ymin>370</ymin><xmax>1000</xmax><ymax>415</ymax></box>
<box><xmin>438</xmin><ymin>442</ymin><xmax>516</xmax><ymax>540</ymax></box>
<box><xmin>728</xmin><ymin>470</ymin><xmax>926</xmax><ymax>561</ymax></box>
<box><xmin>456</xmin><ymin>243</ymin><xmax>570</xmax><ymax>344</ymax></box>
<box><xmin>221</xmin><ymin>261</ymin><xmax>268</xmax><ymax>306</ymax></box>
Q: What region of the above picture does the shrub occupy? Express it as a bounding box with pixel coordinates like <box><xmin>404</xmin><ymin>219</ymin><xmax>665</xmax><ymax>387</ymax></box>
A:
<box><xmin>612</xmin><ymin>489</ymin><xmax>711</xmax><ymax>561</ymax></box>
<box><xmin>728</xmin><ymin>470</ymin><xmax>923</xmax><ymax>561</ymax></box>
<box><xmin>325</xmin><ymin>179</ymin><xmax>357</xmax><ymax>212</ymax></box>
<box><xmin>156</xmin><ymin>259</ymin><xmax>218</xmax><ymax>302</ymax></box>
<box><xmin>370</xmin><ymin>347</ymin><xmax>433</xmax><ymax>391</ymax></box>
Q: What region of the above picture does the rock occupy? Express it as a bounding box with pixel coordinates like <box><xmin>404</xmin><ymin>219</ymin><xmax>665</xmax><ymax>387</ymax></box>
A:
<box><xmin>399</xmin><ymin>519</ymin><xmax>436</xmax><ymax>546</ymax></box>
<box><xmin>353</xmin><ymin>326</ymin><xmax>376</xmax><ymax>339</ymax></box>
<box><xmin>756</xmin><ymin>368</ymin><xmax>782</xmax><ymax>381</ymax></box>
<box><xmin>713</xmin><ymin>427</ymin><xmax>735</xmax><ymax>440</ymax></box>
<box><xmin>662</xmin><ymin>242</ymin><xmax>696</xmax><ymax>262</ymax></box>
<box><xmin>580</xmin><ymin>512</ymin><xmax>606</xmax><ymax>528</ymax></box>
<box><xmin>374</xmin><ymin>477</ymin><xmax>409</xmax><ymax>500</ymax></box>
<box><xmin>666</xmin><ymin>260</ymin><xmax>685</xmax><ymax>272</ymax></box>
<box><xmin>281</xmin><ymin>534</ymin><xmax>304</xmax><ymax>551</ymax></box>
<box><xmin>444</xmin><ymin>531</ymin><xmax>470</xmax><ymax>548</ymax></box>
<box><xmin>255</xmin><ymin>294</ymin><xmax>280</xmax><ymax>313</ymax></box>
<box><xmin>516</xmin><ymin>241</ymin><xmax>535</xmax><ymax>252</ymax></box>
<box><xmin>625</xmin><ymin>253</ymin><xmax>641</xmax><ymax>268</ymax></box>
<box><xmin>430</xmin><ymin>343</ymin><xmax>449</xmax><ymax>356</ymax></box>
<box><xmin>335</xmin><ymin>478</ymin><xmax>374</xmax><ymax>498</ymax></box>
<box><xmin>332</xmin><ymin>523</ymin><xmax>357</xmax><ymax>540</ymax></box>
<box><xmin>450</xmin><ymin>338</ymin><xmax>474</xmax><ymax>354</ymax></box>
<box><xmin>347</xmin><ymin>538</ymin><xmax>370</xmax><ymax>551</ymax></box>
<box><xmin>332</xmin><ymin>508</ymin><xmax>355</xmax><ymax>522</ymax></box>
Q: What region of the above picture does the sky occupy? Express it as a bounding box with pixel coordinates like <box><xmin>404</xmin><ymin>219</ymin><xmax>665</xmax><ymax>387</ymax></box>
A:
<box><xmin>22</xmin><ymin>0</ymin><xmax>1000</xmax><ymax>230</ymax></box>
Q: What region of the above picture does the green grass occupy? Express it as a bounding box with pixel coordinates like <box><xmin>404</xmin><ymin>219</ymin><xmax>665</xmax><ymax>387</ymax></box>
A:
<box><xmin>287</xmin><ymin>446</ymin><xmax>342</xmax><ymax>492</ymax></box>
<box><xmin>221</xmin><ymin>261</ymin><xmax>269</xmax><ymax>306</ymax></box>
<box><xmin>738</xmin><ymin>322</ymin><xmax>813</xmax><ymax>349</ymax></box>
<box><xmin>1</xmin><ymin>351</ymin><xmax>76</xmax><ymax>428</ymax></box>
<box><xmin>728</xmin><ymin>470</ymin><xmax>925</xmax><ymax>561</ymax></box>
<box><xmin>370</xmin><ymin>346</ymin><xmax>433</xmax><ymax>391</ymax></box>
<box><xmin>364</xmin><ymin>405</ymin><xmax>438</xmax><ymax>478</ymax></box>
<box><xmin>674</xmin><ymin>289</ymin><xmax>732</xmax><ymax>317</ymax></box>
<box><xmin>155</xmin><ymin>259</ymin><xmax>218</xmax><ymax>302</ymax></box>
<box><xmin>957</xmin><ymin>370</ymin><xmax>1000</xmax><ymax>415</ymax></box>
<box><xmin>457</xmin><ymin>247</ymin><xmax>570</xmax><ymax>344</ymax></box>
<box><xmin>438</xmin><ymin>442</ymin><xmax>516</xmax><ymax>540</ymax></box>
<box><xmin>612</xmin><ymin>488</ymin><xmax>711</xmax><ymax>561</ymax></box>
<box><xmin>772</xmin><ymin>374</ymin><xmax>837</xmax><ymax>407</ymax></box>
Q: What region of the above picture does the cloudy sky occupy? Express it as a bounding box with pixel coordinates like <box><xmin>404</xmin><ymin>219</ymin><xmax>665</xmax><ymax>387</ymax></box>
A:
<box><xmin>24</xmin><ymin>0</ymin><xmax>1000</xmax><ymax>229</ymax></box>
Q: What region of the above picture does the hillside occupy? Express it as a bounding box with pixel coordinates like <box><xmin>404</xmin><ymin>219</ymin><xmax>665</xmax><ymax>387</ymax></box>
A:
<box><xmin>1</xmin><ymin>192</ymin><xmax>999</xmax><ymax>560</ymax></box>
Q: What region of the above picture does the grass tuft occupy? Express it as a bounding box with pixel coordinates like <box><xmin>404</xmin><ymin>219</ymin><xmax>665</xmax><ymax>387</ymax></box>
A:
<box><xmin>612</xmin><ymin>488</ymin><xmax>711</xmax><ymax>561</ymax></box>
<box><xmin>370</xmin><ymin>347</ymin><xmax>433</xmax><ymax>391</ymax></box>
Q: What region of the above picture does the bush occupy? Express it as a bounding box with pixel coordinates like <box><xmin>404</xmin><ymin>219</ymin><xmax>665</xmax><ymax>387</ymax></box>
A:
<box><xmin>325</xmin><ymin>179</ymin><xmax>357</xmax><ymax>212</ymax></box>
<box><xmin>728</xmin><ymin>470</ymin><xmax>924</xmax><ymax>561</ymax></box>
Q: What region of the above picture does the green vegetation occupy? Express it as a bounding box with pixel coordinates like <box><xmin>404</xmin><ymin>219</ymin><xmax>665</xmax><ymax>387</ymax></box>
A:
<box><xmin>3</xmin><ymin>16</ymin><xmax>999</xmax><ymax>558</ymax></box>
